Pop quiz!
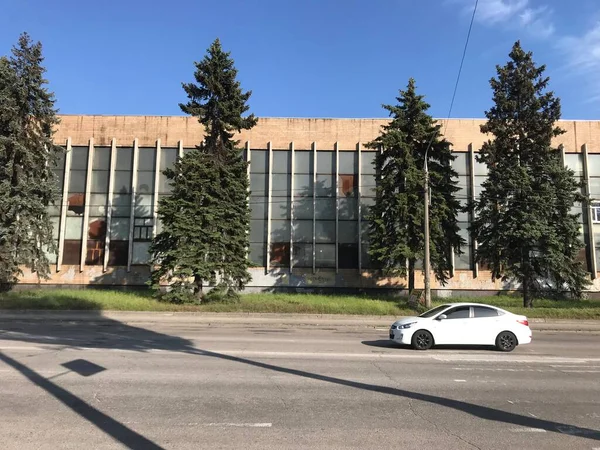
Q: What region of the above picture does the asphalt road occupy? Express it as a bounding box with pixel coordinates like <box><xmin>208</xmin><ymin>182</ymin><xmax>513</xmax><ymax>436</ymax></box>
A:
<box><xmin>0</xmin><ymin>317</ymin><xmax>599</xmax><ymax>450</ymax></box>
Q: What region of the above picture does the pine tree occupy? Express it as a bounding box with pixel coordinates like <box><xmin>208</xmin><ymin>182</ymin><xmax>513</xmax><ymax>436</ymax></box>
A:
<box><xmin>149</xmin><ymin>39</ymin><xmax>257</xmax><ymax>302</ymax></box>
<box><xmin>471</xmin><ymin>42</ymin><xmax>589</xmax><ymax>308</ymax></box>
<box><xmin>366</xmin><ymin>78</ymin><xmax>463</xmax><ymax>292</ymax></box>
<box><xmin>0</xmin><ymin>33</ymin><xmax>62</xmax><ymax>290</ymax></box>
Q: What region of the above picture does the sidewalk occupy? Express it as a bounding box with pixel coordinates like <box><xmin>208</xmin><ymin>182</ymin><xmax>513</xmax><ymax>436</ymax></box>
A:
<box><xmin>1</xmin><ymin>310</ymin><xmax>600</xmax><ymax>332</ymax></box>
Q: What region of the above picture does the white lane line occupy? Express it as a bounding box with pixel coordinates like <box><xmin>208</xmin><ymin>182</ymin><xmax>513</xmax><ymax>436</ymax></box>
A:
<box><xmin>454</xmin><ymin>379</ymin><xmax>466</xmax><ymax>382</ymax></box>
<box><xmin>529</xmin><ymin>413</ymin><xmax>537</xmax><ymax>418</ymax></box>
<box><xmin>203</xmin><ymin>423</ymin><xmax>272</xmax><ymax>428</ymax></box>
<box><xmin>510</xmin><ymin>428</ymin><xmax>547</xmax><ymax>433</ymax></box>
<box><xmin>507</xmin><ymin>400</ymin><xmax>514</xmax><ymax>404</ymax></box>
<box><xmin>561</xmin><ymin>370</ymin><xmax>600</xmax><ymax>373</ymax></box>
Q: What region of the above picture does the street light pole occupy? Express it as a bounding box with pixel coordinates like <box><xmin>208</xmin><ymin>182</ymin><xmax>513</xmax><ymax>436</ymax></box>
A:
<box><xmin>423</xmin><ymin>151</ymin><xmax>432</xmax><ymax>308</ymax></box>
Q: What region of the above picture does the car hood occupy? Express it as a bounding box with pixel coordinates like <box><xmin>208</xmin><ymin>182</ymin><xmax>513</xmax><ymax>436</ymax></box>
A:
<box><xmin>392</xmin><ymin>317</ymin><xmax>426</xmax><ymax>327</ymax></box>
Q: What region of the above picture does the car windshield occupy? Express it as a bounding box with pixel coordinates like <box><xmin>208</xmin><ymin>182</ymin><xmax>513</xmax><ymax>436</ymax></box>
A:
<box><xmin>418</xmin><ymin>304</ymin><xmax>450</xmax><ymax>318</ymax></box>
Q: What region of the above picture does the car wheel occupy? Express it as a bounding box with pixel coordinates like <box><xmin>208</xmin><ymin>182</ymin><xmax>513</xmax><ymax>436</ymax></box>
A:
<box><xmin>496</xmin><ymin>331</ymin><xmax>517</xmax><ymax>352</ymax></box>
<box><xmin>411</xmin><ymin>330</ymin><xmax>434</xmax><ymax>350</ymax></box>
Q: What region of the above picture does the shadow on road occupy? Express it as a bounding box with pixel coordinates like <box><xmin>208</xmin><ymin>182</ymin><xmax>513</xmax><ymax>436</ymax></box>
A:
<box><xmin>361</xmin><ymin>340</ymin><xmax>499</xmax><ymax>352</ymax></box>
<box><xmin>0</xmin><ymin>311</ymin><xmax>598</xmax><ymax>447</ymax></box>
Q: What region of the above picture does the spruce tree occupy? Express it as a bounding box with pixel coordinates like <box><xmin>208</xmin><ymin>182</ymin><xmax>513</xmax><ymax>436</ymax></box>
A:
<box><xmin>366</xmin><ymin>78</ymin><xmax>463</xmax><ymax>292</ymax></box>
<box><xmin>471</xmin><ymin>42</ymin><xmax>589</xmax><ymax>307</ymax></box>
<box><xmin>0</xmin><ymin>33</ymin><xmax>62</xmax><ymax>289</ymax></box>
<box><xmin>149</xmin><ymin>39</ymin><xmax>256</xmax><ymax>302</ymax></box>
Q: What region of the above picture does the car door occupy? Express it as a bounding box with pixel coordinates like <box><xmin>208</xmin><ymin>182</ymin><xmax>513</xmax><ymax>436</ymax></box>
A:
<box><xmin>469</xmin><ymin>306</ymin><xmax>502</xmax><ymax>345</ymax></box>
<box><xmin>431</xmin><ymin>306</ymin><xmax>472</xmax><ymax>345</ymax></box>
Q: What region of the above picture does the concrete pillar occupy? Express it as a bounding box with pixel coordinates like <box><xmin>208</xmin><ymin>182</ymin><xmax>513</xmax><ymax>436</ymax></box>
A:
<box><xmin>582</xmin><ymin>144</ymin><xmax>597</xmax><ymax>278</ymax></box>
<box><xmin>79</xmin><ymin>138</ymin><xmax>94</xmax><ymax>272</ymax></box>
<box><xmin>152</xmin><ymin>139</ymin><xmax>161</xmax><ymax>238</ymax></box>
<box><xmin>289</xmin><ymin>142</ymin><xmax>295</xmax><ymax>274</ymax></box>
<box><xmin>312</xmin><ymin>142</ymin><xmax>317</xmax><ymax>274</ymax></box>
<box><xmin>266</xmin><ymin>141</ymin><xmax>273</xmax><ymax>272</ymax></box>
<box><xmin>335</xmin><ymin>142</ymin><xmax>340</xmax><ymax>274</ymax></box>
<box><xmin>468</xmin><ymin>144</ymin><xmax>478</xmax><ymax>278</ymax></box>
<box><xmin>103</xmin><ymin>139</ymin><xmax>117</xmax><ymax>271</ymax></box>
<box><xmin>127</xmin><ymin>139</ymin><xmax>139</xmax><ymax>272</ymax></box>
<box><xmin>56</xmin><ymin>138</ymin><xmax>72</xmax><ymax>272</ymax></box>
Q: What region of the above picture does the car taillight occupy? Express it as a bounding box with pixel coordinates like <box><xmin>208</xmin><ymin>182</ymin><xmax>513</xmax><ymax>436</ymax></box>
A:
<box><xmin>517</xmin><ymin>319</ymin><xmax>529</xmax><ymax>326</ymax></box>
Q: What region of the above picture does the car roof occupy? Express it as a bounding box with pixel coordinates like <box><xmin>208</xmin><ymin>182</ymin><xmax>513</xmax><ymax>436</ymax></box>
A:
<box><xmin>437</xmin><ymin>302</ymin><xmax>504</xmax><ymax>309</ymax></box>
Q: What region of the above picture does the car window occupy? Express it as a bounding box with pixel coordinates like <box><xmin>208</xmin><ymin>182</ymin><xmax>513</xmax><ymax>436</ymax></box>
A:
<box><xmin>444</xmin><ymin>306</ymin><xmax>470</xmax><ymax>319</ymax></box>
<box><xmin>473</xmin><ymin>306</ymin><xmax>499</xmax><ymax>318</ymax></box>
<box><xmin>419</xmin><ymin>305</ymin><xmax>450</xmax><ymax>318</ymax></box>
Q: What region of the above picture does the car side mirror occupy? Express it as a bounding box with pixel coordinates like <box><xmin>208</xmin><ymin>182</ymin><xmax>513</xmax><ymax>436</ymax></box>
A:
<box><xmin>437</xmin><ymin>314</ymin><xmax>447</xmax><ymax>320</ymax></box>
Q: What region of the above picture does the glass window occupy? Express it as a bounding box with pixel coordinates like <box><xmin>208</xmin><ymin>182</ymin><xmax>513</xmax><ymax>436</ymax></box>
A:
<box><xmin>270</xmin><ymin>243</ymin><xmax>290</xmax><ymax>267</ymax></box>
<box><xmin>108</xmin><ymin>240</ymin><xmax>128</xmax><ymax>266</ymax></box>
<box><xmin>134</xmin><ymin>194</ymin><xmax>153</xmax><ymax>217</ymax></box>
<box><xmin>136</xmin><ymin>171</ymin><xmax>154</xmax><ymax>194</ymax></box>
<box><xmin>315</xmin><ymin>244</ymin><xmax>335</xmax><ymax>268</ymax></box>
<box><xmin>360</xmin><ymin>174</ymin><xmax>376</xmax><ymax>197</ymax></box>
<box><xmin>455</xmin><ymin>222</ymin><xmax>471</xmax><ymax>270</ymax></box>
<box><xmin>340</xmin><ymin>197</ymin><xmax>358</xmax><ymax>220</ymax></box>
<box><xmin>315</xmin><ymin>220</ymin><xmax>335</xmax><ymax>243</ymax></box>
<box><xmin>270</xmin><ymin>220</ymin><xmax>291</xmax><ymax>241</ymax></box>
<box><xmin>67</xmin><ymin>193</ymin><xmax>85</xmax><ymax>216</ymax></box>
<box><xmin>86</xmin><ymin>238</ymin><xmax>105</xmax><ymax>265</ymax></box>
<box><xmin>293</xmin><ymin>197</ymin><xmax>313</xmax><ymax>220</ymax></box>
<box><xmin>133</xmin><ymin>218</ymin><xmax>154</xmax><ymax>241</ymax></box>
<box><xmin>272</xmin><ymin>197</ymin><xmax>291</xmax><ymax>220</ymax></box>
<box><xmin>65</xmin><ymin>216</ymin><xmax>83</xmax><ymax>239</ymax></box>
<box><xmin>452</xmin><ymin>152</ymin><xmax>469</xmax><ymax>176</ymax></box>
<box><xmin>339</xmin><ymin>174</ymin><xmax>357</xmax><ymax>197</ymax></box>
<box><xmin>339</xmin><ymin>151</ymin><xmax>358</xmax><ymax>174</ymax></box>
<box><xmin>249</xmin><ymin>243</ymin><xmax>265</xmax><ymax>266</ymax></box>
<box><xmin>68</xmin><ymin>170</ymin><xmax>87</xmax><ymax>193</ymax></box>
<box><xmin>272</xmin><ymin>150</ymin><xmax>291</xmax><ymax>174</ymax></box>
<box><xmin>62</xmin><ymin>240</ymin><xmax>81</xmax><ymax>265</ymax></box>
<box><xmin>293</xmin><ymin>220</ymin><xmax>313</xmax><ymax>242</ymax></box>
<box><xmin>316</xmin><ymin>174</ymin><xmax>334</xmax><ymax>197</ymax></box>
<box><xmin>250</xmin><ymin>150</ymin><xmax>268</xmax><ymax>173</ymax></box>
<box><xmin>592</xmin><ymin>203</ymin><xmax>600</xmax><ymax>223</ymax></box>
<box><xmin>445</xmin><ymin>306</ymin><xmax>470</xmax><ymax>319</ymax></box>
<box><xmin>160</xmin><ymin>148</ymin><xmax>178</xmax><ymax>171</ymax></box>
<box><xmin>360</xmin><ymin>197</ymin><xmax>374</xmax><ymax>220</ymax></box>
<box><xmin>110</xmin><ymin>218</ymin><xmax>130</xmax><ymax>240</ymax></box>
<box><xmin>338</xmin><ymin>243</ymin><xmax>358</xmax><ymax>269</ymax></box>
<box><xmin>250</xmin><ymin>197</ymin><xmax>268</xmax><ymax>219</ymax></box>
<box><xmin>294</xmin><ymin>151</ymin><xmax>313</xmax><ymax>174</ymax></box>
<box><xmin>361</xmin><ymin>244</ymin><xmax>372</xmax><ymax>269</ymax></box>
<box><xmin>589</xmin><ymin>178</ymin><xmax>600</xmax><ymax>197</ymax></box>
<box><xmin>473</xmin><ymin>155</ymin><xmax>488</xmax><ymax>176</ymax></box>
<box><xmin>250</xmin><ymin>174</ymin><xmax>268</xmax><ymax>197</ymax></box>
<box><xmin>293</xmin><ymin>174</ymin><xmax>313</xmax><ymax>196</ymax></box>
<box><xmin>70</xmin><ymin>147</ymin><xmax>89</xmax><ymax>170</ymax></box>
<box><xmin>93</xmin><ymin>147</ymin><xmax>111</xmax><ymax>170</ymax></box>
<box><xmin>339</xmin><ymin>221</ymin><xmax>358</xmax><ymax>244</ymax></box>
<box><xmin>315</xmin><ymin>198</ymin><xmax>335</xmax><ymax>220</ymax></box>
<box><xmin>564</xmin><ymin>153</ymin><xmax>584</xmax><ymax>177</ymax></box>
<box><xmin>361</xmin><ymin>151</ymin><xmax>376</xmax><ymax>175</ymax></box>
<box><xmin>90</xmin><ymin>170</ymin><xmax>109</xmax><ymax>193</ymax></box>
<box><xmin>272</xmin><ymin>174</ymin><xmax>291</xmax><ymax>197</ymax></box>
<box><xmin>138</xmin><ymin>147</ymin><xmax>156</xmax><ymax>171</ymax></box>
<box><xmin>588</xmin><ymin>155</ymin><xmax>600</xmax><ymax>177</ymax></box>
<box><xmin>132</xmin><ymin>241</ymin><xmax>151</xmax><ymax>264</ymax></box>
<box><xmin>250</xmin><ymin>219</ymin><xmax>266</xmax><ymax>242</ymax></box>
<box><xmin>112</xmin><ymin>194</ymin><xmax>132</xmax><ymax>217</ymax></box>
<box><xmin>89</xmin><ymin>194</ymin><xmax>107</xmax><ymax>216</ymax></box>
<box><xmin>113</xmin><ymin>171</ymin><xmax>132</xmax><ymax>194</ymax></box>
<box><xmin>116</xmin><ymin>147</ymin><xmax>133</xmax><ymax>171</ymax></box>
<box><xmin>292</xmin><ymin>243</ymin><xmax>313</xmax><ymax>268</ymax></box>
<box><xmin>473</xmin><ymin>306</ymin><xmax>499</xmax><ymax>318</ymax></box>
<box><xmin>158</xmin><ymin>173</ymin><xmax>173</xmax><ymax>194</ymax></box>
<box><xmin>317</xmin><ymin>151</ymin><xmax>335</xmax><ymax>174</ymax></box>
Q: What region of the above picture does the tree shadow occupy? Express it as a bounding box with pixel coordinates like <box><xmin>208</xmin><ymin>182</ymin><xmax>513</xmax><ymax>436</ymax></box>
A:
<box><xmin>0</xmin><ymin>311</ymin><xmax>598</xmax><ymax>444</ymax></box>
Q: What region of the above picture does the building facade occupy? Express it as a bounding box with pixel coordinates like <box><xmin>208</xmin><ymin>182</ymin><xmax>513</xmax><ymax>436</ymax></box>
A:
<box><xmin>18</xmin><ymin>115</ymin><xmax>600</xmax><ymax>295</ymax></box>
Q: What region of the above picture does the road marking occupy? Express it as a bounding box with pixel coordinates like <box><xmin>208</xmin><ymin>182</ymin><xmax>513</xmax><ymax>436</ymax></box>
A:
<box><xmin>507</xmin><ymin>400</ymin><xmax>514</xmax><ymax>404</ymax></box>
<box><xmin>203</xmin><ymin>423</ymin><xmax>272</xmax><ymax>428</ymax></box>
<box><xmin>528</xmin><ymin>413</ymin><xmax>537</xmax><ymax>418</ymax></box>
<box><xmin>510</xmin><ymin>428</ymin><xmax>547</xmax><ymax>433</ymax></box>
<box><xmin>454</xmin><ymin>379</ymin><xmax>466</xmax><ymax>382</ymax></box>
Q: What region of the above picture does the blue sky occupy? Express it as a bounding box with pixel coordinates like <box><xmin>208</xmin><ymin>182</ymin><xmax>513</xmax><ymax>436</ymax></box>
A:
<box><xmin>1</xmin><ymin>0</ymin><xmax>599</xmax><ymax>119</ymax></box>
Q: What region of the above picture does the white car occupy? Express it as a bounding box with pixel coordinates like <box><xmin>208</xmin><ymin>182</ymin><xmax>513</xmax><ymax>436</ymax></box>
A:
<box><xmin>389</xmin><ymin>303</ymin><xmax>532</xmax><ymax>352</ymax></box>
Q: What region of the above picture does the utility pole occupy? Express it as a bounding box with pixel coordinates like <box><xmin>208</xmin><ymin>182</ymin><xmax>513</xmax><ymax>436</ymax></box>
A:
<box><xmin>423</xmin><ymin>153</ymin><xmax>432</xmax><ymax>308</ymax></box>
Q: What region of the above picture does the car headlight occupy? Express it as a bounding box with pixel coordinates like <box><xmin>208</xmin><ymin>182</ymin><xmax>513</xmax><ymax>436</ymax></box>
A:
<box><xmin>398</xmin><ymin>322</ymin><xmax>417</xmax><ymax>329</ymax></box>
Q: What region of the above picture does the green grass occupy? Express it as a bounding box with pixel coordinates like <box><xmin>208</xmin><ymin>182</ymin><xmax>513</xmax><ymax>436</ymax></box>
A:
<box><xmin>1</xmin><ymin>289</ymin><xmax>599</xmax><ymax>319</ymax></box>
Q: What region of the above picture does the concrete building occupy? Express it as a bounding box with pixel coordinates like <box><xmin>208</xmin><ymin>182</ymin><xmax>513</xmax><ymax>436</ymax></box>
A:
<box><xmin>19</xmin><ymin>115</ymin><xmax>600</xmax><ymax>295</ymax></box>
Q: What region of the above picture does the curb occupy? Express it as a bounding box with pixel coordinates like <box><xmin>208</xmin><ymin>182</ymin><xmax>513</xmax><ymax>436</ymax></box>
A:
<box><xmin>1</xmin><ymin>310</ymin><xmax>600</xmax><ymax>332</ymax></box>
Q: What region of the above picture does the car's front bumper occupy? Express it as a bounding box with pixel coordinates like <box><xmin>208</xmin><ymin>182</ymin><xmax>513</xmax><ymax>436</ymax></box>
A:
<box><xmin>389</xmin><ymin>328</ymin><xmax>413</xmax><ymax>345</ymax></box>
